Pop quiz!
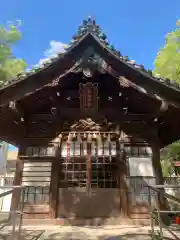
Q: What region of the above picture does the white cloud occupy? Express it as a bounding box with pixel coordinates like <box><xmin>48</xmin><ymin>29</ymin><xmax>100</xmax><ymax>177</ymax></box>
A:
<box><xmin>38</xmin><ymin>40</ymin><xmax>68</xmax><ymax>65</ymax></box>
<box><xmin>44</xmin><ymin>40</ymin><xmax>67</xmax><ymax>57</ymax></box>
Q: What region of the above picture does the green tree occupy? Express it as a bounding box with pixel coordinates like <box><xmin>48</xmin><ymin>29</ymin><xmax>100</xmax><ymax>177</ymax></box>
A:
<box><xmin>154</xmin><ymin>20</ymin><xmax>180</xmax><ymax>176</ymax></box>
<box><xmin>0</xmin><ymin>21</ymin><xmax>27</xmax><ymax>86</ymax></box>
<box><xmin>154</xmin><ymin>20</ymin><xmax>180</xmax><ymax>82</ymax></box>
<box><xmin>160</xmin><ymin>141</ymin><xmax>180</xmax><ymax>177</ymax></box>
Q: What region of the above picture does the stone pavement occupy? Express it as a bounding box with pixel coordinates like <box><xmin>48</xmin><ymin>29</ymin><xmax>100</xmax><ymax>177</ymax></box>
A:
<box><xmin>1</xmin><ymin>225</ymin><xmax>180</xmax><ymax>239</ymax></box>
<box><xmin>20</xmin><ymin>226</ymin><xmax>153</xmax><ymax>240</ymax></box>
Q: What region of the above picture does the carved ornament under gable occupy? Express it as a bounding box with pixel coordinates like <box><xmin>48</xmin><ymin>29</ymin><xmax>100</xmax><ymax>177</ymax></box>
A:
<box><xmin>68</xmin><ymin>118</ymin><xmax>120</xmax><ymax>133</ymax></box>
<box><xmin>70</xmin><ymin>118</ymin><xmax>101</xmax><ymax>131</ymax></box>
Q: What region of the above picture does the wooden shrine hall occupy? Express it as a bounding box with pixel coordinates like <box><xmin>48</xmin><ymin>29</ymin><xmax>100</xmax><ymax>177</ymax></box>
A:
<box><xmin>0</xmin><ymin>17</ymin><xmax>180</xmax><ymax>225</ymax></box>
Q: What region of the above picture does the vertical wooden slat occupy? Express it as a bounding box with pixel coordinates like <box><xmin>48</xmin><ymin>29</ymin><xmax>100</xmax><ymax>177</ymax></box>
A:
<box><xmin>50</xmin><ymin>146</ymin><xmax>60</xmax><ymax>218</ymax></box>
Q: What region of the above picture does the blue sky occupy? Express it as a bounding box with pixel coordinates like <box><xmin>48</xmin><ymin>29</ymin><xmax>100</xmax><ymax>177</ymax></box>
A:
<box><xmin>1</xmin><ymin>0</ymin><xmax>180</xmax><ymax>150</ymax></box>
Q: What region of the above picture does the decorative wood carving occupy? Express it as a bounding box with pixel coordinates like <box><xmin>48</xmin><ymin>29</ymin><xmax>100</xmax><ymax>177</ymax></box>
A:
<box><xmin>70</xmin><ymin>118</ymin><xmax>101</xmax><ymax>131</ymax></box>
<box><xmin>79</xmin><ymin>82</ymin><xmax>98</xmax><ymax>114</ymax></box>
<box><xmin>72</xmin><ymin>47</ymin><xmax>108</xmax><ymax>77</ymax></box>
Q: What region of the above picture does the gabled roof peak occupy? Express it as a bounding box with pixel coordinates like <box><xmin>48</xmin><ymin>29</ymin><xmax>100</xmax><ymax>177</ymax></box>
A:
<box><xmin>72</xmin><ymin>16</ymin><xmax>107</xmax><ymax>41</ymax></box>
<box><xmin>70</xmin><ymin>17</ymin><xmax>119</xmax><ymax>53</ymax></box>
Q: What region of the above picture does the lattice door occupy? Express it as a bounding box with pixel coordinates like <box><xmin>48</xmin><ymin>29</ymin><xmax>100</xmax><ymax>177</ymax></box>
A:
<box><xmin>59</xmin><ymin>135</ymin><xmax>118</xmax><ymax>189</ymax></box>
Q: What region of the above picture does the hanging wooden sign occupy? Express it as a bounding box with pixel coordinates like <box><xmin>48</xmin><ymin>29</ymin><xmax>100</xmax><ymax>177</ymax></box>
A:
<box><xmin>79</xmin><ymin>82</ymin><xmax>98</xmax><ymax>114</ymax></box>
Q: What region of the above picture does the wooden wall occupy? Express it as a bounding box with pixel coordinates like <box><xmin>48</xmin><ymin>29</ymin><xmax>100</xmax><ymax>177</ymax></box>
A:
<box><xmin>15</xmin><ymin>141</ymin><xmax>160</xmax><ymax>223</ymax></box>
<box><xmin>22</xmin><ymin>161</ymin><xmax>51</xmax><ymax>186</ymax></box>
<box><xmin>22</xmin><ymin>161</ymin><xmax>52</xmax><ymax>219</ymax></box>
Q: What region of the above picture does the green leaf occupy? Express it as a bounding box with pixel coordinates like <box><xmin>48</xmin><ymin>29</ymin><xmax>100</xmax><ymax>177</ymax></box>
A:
<box><xmin>154</xmin><ymin>20</ymin><xmax>180</xmax><ymax>82</ymax></box>
<box><xmin>0</xmin><ymin>21</ymin><xmax>26</xmax><ymax>85</ymax></box>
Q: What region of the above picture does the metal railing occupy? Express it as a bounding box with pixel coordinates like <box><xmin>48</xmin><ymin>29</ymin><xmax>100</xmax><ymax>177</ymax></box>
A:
<box><xmin>0</xmin><ymin>186</ymin><xmax>25</xmax><ymax>240</ymax></box>
<box><xmin>148</xmin><ymin>184</ymin><xmax>180</xmax><ymax>240</ymax></box>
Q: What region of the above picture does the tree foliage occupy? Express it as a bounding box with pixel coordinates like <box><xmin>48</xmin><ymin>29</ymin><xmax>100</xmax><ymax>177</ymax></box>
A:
<box><xmin>154</xmin><ymin>20</ymin><xmax>180</xmax><ymax>176</ymax></box>
<box><xmin>161</xmin><ymin>141</ymin><xmax>180</xmax><ymax>177</ymax></box>
<box><xmin>154</xmin><ymin>20</ymin><xmax>180</xmax><ymax>82</ymax></box>
<box><xmin>0</xmin><ymin>21</ymin><xmax>27</xmax><ymax>86</ymax></box>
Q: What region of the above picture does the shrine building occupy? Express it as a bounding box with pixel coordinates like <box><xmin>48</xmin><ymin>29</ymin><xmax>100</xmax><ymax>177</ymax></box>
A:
<box><xmin>0</xmin><ymin>17</ymin><xmax>180</xmax><ymax>225</ymax></box>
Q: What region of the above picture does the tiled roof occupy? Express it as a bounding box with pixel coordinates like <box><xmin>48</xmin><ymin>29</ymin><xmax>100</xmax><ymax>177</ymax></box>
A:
<box><xmin>0</xmin><ymin>17</ymin><xmax>180</xmax><ymax>91</ymax></box>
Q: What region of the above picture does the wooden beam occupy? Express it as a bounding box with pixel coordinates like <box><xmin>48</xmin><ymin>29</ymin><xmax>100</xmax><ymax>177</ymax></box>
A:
<box><xmin>118</xmin><ymin>76</ymin><xmax>180</xmax><ymax>109</ymax></box>
<box><xmin>52</xmin><ymin>108</ymin><xmax>155</xmax><ymax>122</ymax></box>
<box><xmin>28</xmin><ymin>113</ymin><xmax>57</xmax><ymax>121</ymax></box>
<box><xmin>26</xmin><ymin>110</ymin><xmax>156</xmax><ymax>122</ymax></box>
<box><xmin>152</xmin><ymin>96</ymin><xmax>169</xmax><ymax>121</ymax></box>
<box><xmin>100</xmin><ymin>109</ymin><xmax>154</xmax><ymax>122</ymax></box>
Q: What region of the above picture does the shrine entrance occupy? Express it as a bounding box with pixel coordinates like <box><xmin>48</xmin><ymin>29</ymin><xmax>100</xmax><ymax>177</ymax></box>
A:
<box><xmin>57</xmin><ymin>131</ymin><xmax>120</xmax><ymax>219</ymax></box>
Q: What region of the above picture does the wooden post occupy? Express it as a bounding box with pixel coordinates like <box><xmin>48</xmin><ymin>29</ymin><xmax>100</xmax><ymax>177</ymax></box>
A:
<box><xmin>11</xmin><ymin>145</ymin><xmax>25</xmax><ymax>211</ymax></box>
<box><xmin>50</xmin><ymin>145</ymin><xmax>60</xmax><ymax>218</ymax></box>
<box><xmin>151</xmin><ymin>143</ymin><xmax>168</xmax><ymax>210</ymax></box>
<box><xmin>117</xmin><ymin>141</ymin><xmax>128</xmax><ymax>217</ymax></box>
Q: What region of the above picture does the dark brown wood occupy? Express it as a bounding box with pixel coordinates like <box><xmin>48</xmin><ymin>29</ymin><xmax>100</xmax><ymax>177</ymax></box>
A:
<box><xmin>118</xmin><ymin>142</ymin><xmax>128</xmax><ymax>217</ymax></box>
<box><xmin>151</xmin><ymin>142</ymin><xmax>169</xmax><ymax>212</ymax></box>
<box><xmin>151</xmin><ymin>143</ymin><xmax>164</xmax><ymax>186</ymax></box>
<box><xmin>28</xmin><ymin>111</ymin><xmax>155</xmax><ymax>122</ymax></box>
<box><xmin>79</xmin><ymin>82</ymin><xmax>98</xmax><ymax>114</ymax></box>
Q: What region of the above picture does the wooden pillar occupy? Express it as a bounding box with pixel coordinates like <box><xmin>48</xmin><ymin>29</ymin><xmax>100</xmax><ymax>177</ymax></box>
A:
<box><xmin>151</xmin><ymin>143</ymin><xmax>168</xmax><ymax>210</ymax></box>
<box><xmin>117</xmin><ymin>141</ymin><xmax>128</xmax><ymax>217</ymax></box>
<box><xmin>11</xmin><ymin>145</ymin><xmax>25</xmax><ymax>210</ymax></box>
<box><xmin>50</xmin><ymin>144</ymin><xmax>60</xmax><ymax>218</ymax></box>
<box><xmin>152</xmin><ymin>144</ymin><xmax>163</xmax><ymax>185</ymax></box>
